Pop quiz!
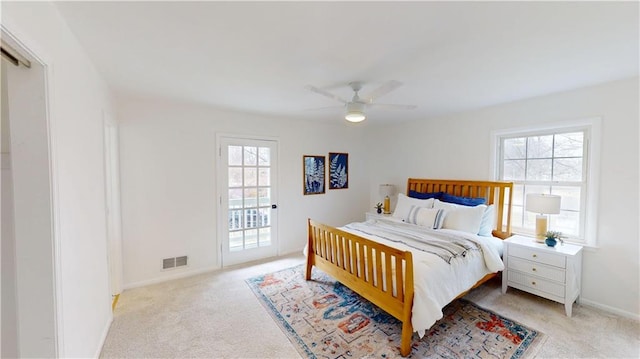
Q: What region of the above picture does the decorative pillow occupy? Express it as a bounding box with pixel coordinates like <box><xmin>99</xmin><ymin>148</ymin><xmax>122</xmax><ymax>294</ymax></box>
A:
<box><xmin>434</xmin><ymin>199</ymin><xmax>486</xmax><ymax>234</ymax></box>
<box><xmin>406</xmin><ymin>206</ymin><xmax>446</xmax><ymax>229</ymax></box>
<box><xmin>478</xmin><ymin>204</ymin><xmax>496</xmax><ymax>237</ymax></box>
<box><xmin>441</xmin><ymin>193</ymin><xmax>486</xmax><ymax>207</ymax></box>
<box><xmin>408</xmin><ymin>190</ymin><xmax>443</xmax><ymax>200</ymax></box>
<box><xmin>392</xmin><ymin>193</ymin><xmax>435</xmax><ymax>220</ymax></box>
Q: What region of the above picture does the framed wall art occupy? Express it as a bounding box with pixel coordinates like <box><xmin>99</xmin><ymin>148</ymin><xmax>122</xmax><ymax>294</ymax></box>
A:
<box><xmin>303</xmin><ymin>155</ymin><xmax>325</xmax><ymax>195</ymax></box>
<box><xmin>328</xmin><ymin>152</ymin><xmax>348</xmax><ymax>189</ymax></box>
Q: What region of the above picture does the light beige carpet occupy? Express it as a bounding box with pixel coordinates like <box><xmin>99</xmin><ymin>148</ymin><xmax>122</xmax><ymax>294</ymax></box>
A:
<box><xmin>100</xmin><ymin>253</ymin><xmax>640</xmax><ymax>358</ymax></box>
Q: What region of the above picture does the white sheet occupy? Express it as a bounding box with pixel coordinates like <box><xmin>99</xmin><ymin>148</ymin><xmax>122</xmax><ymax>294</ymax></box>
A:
<box><xmin>340</xmin><ymin>219</ymin><xmax>504</xmax><ymax>338</ymax></box>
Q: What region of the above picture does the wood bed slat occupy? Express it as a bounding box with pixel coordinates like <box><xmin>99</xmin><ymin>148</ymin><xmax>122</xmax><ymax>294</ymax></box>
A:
<box><xmin>375</xmin><ymin>249</ymin><xmax>383</xmax><ymax>290</ymax></box>
<box><xmin>384</xmin><ymin>253</ymin><xmax>392</xmax><ymax>295</ymax></box>
<box><xmin>395</xmin><ymin>255</ymin><xmax>403</xmax><ymax>302</ymax></box>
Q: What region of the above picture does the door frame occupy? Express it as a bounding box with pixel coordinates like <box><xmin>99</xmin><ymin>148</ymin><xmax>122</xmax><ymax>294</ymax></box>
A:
<box><xmin>215</xmin><ymin>133</ymin><xmax>280</xmax><ymax>268</ymax></box>
<box><xmin>103</xmin><ymin>112</ymin><xmax>123</xmax><ymax>298</ymax></box>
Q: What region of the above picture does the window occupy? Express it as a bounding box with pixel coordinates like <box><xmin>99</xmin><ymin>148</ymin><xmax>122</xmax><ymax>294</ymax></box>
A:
<box><xmin>493</xmin><ymin>118</ymin><xmax>601</xmax><ymax>246</ymax></box>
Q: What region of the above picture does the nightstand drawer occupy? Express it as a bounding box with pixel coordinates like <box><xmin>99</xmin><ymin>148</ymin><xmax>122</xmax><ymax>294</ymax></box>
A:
<box><xmin>509</xmin><ymin>245</ymin><xmax>565</xmax><ymax>268</ymax></box>
<box><xmin>508</xmin><ymin>257</ymin><xmax>565</xmax><ymax>283</ymax></box>
<box><xmin>508</xmin><ymin>271</ymin><xmax>565</xmax><ymax>298</ymax></box>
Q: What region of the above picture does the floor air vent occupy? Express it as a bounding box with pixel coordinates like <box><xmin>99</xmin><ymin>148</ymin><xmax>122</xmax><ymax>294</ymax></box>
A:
<box><xmin>162</xmin><ymin>256</ymin><xmax>188</xmax><ymax>270</ymax></box>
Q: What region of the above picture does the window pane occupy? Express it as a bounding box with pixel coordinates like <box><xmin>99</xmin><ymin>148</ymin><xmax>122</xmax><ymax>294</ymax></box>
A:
<box><xmin>258</xmin><ymin>168</ymin><xmax>270</xmax><ymax>186</ymax></box>
<box><xmin>523</xmin><ymin>209</ymin><xmax>537</xmax><ymax>229</ymax></box>
<box><xmin>259</xmin><ymin>208</ymin><xmax>271</xmax><ymax>227</ymax></box>
<box><xmin>258</xmin><ymin>147</ymin><xmax>270</xmax><ymax>166</ymax></box>
<box><xmin>244</xmin><ymin>209</ymin><xmax>258</xmax><ymax>228</ymax></box>
<box><xmin>553</xmin><ymin>158</ymin><xmax>583</xmax><ymax>181</ymax></box>
<box><xmin>228</xmin><ymin>189</ymin><xmax>242</xmax><ymax>209</ymax></box>
<box><xmin>552</xmin><ymin>210</ymin><xmax>579</xmax><ymax>237</ymax></box>
<box><xmin>512</xmin><ymin>184</ymin><xmax>525</xmax><ymax>206</ymax></box>
<box><xmin>527</xmin><ymin>135</ymin><xmax>553</xmax><ymax>159</ymax></box>
<box><xmin>503</xmin><ymin>160</ymin><xmax>526</xmax><ymax>180</ymax></box>
<box><xmin>504</xmin><ymin>138</ymin><xmax>526</xmax><ymax>159</ymax></box>
<box><xmin>244</xmin><ymin>147</ymin><xmax>257</xmax><ymax>166</ymax></box>
<box><xmin>229</xmin><ymin>210</ymin><xmax>243</xmax><ymax>230</ymax></box>
<box><xmin>258</xmin><ymin>188</ymin><xmax>270</xmax><ymax>207</ymax></box>
<box><xmin>244</xmin><ymin>167</ymin><xmax>257</xmax><ymax>186</ymax></box>
<box><xmin>228</xmin><ymin>168</ymin><xmax>243</xmax><ymax>187</ymax></box>
<box><xmin>245</xmin><ymin>229</ymin><xmax>258</xmax><ymax>249</ymax></box>
<box><xmin>259</xmin><ymin>227</ymin><xmax>271</xmax><ymax>247</ymax></box>
<box><xmin>526</xmin><ymin>159</ymin><xmax>552</xmax><ymax>181</ymax></box>
<box><xmin>244</xmin><ymin>188</ymin><xmax>257</xmax><ymax>208</ymax></box>
<box><xmin>228</xmin><ymin>146</ymin><xmax>242</xmax><ymax>166</ymax></box>
<box><xmin>229</xmin><ymin>231</ymin><xmax>243</xmax><ymax>252</ymax></box>
<box><xmin>524</xmin><ymin>184</ymin><xmax>551</xmax><ymax>196</ymax></box>
<box><xmin>551</xmin><ymin>186</ymin><xmax>581</xmax><ymax>211</ymax></box>
<box><xmin>554</xmin><ymin>132</ymin><xmax>583</xmax><ymax>157</ymax></box>
<box><xmin>511</xmin><ymin>205</ymin><xmax>524</xmax><ymax>228</ymax></box>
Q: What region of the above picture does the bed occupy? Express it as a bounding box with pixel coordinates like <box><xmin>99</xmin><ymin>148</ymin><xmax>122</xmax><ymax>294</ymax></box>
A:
<box><xmin>305</xmin><ymin>178</ymin><xmax>513</xmax><ymax>356</ymax></box>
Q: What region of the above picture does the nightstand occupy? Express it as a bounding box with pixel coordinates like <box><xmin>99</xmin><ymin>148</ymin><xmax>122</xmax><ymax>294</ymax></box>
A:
<box><xmin>365</xmin><ymin>212</ymin><xmax>393</xmax><ymax>221</ymax></box>
<box><xmin>502</xmin><ymin>234</ymin><xmax>583</xmax><ymax>316</ymax></box>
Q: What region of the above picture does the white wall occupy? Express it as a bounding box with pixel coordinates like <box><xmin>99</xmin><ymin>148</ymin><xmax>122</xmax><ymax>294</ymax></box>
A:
<box><xmin>2</xmin><ymin>1</ymin><xmax>115</xmax><ymax>357</ymax></box>
<box><xmin>365</xmin><ymin>77</ymin><xmax>639</xmax><ymax>318</ymax></box>
<box><xmin>117</xmin><ymin>97</ymin><xmax>369</xmax><ymax>288</ymax></box>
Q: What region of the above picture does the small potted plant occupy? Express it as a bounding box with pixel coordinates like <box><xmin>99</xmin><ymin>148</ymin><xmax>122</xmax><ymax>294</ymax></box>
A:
<box><xmin>374</xmin><ymin>202</ymin><xmax>383</xmax><ymax>214</ymax></box>
<box><xmin>544</xmin><ymin>230</ymin><xmax>564</xmax><ymax>247</ymax></box>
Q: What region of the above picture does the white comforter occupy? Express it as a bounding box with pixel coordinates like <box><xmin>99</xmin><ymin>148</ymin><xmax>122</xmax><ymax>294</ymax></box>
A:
<box><xmin>341</xmin><ymin>218</ymin><xmax>504</xmax><ymax>337</ymax></box>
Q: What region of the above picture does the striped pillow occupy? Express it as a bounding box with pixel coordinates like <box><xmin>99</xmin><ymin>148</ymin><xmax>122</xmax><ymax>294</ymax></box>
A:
<box><xmin>406</xmin><ymin>205</ymin><xmax>446</xmax><ymax>229</ymax></box>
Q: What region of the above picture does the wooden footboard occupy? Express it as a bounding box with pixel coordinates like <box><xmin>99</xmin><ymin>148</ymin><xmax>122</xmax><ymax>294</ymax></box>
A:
<box><xmin>306</xmin><ymin>219</ymin><xmax>415</xmax><ymax>356</ymax></box>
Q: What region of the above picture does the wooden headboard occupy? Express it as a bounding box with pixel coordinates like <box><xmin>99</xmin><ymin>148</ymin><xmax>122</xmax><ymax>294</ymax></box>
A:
<box><xmin>407</xmin><ymin>178</ymin><xmax>513</xmax><ymax>239</ymax></box>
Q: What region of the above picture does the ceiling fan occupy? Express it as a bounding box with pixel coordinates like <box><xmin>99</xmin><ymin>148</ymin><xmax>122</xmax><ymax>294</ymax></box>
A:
<box><xmin>305</xmin><ymin>80</ymin><xmax>417</xmax><ymax>122</ymax></box>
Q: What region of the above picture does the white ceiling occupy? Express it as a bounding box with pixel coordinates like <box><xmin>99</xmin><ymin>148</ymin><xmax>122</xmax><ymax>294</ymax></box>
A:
<box><xmin>55</xmin><ymin>1</ymin><xmax>638</xmax><ymax>124</ymax></box>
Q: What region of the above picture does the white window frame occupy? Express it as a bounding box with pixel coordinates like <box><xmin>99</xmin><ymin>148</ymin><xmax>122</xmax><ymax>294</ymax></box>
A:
<box><xmin>491</xmin><ymin>117</ymin><xmax>601</xmax><ymax>246</ymax></box>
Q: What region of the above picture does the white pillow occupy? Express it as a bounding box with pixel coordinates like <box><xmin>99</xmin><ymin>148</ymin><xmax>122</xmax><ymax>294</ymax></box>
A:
<box><xmin>392</xmin><ymin>193</ymin><xmax>435</xmax><ymax>221</ymax></box>
<box><xmin>434</xmin><ymin>199</ymin><xmax>486</xmax><ymax>234</ymax></box>
<box><xmin>406</xmin><ymin>206</ymin><xmax>446</xmax><ymax>229</ymax></box>
<box><xmin>478</xmin><ymin>204</ymin><xmax>496</xmax><ymax>237</ymax></box>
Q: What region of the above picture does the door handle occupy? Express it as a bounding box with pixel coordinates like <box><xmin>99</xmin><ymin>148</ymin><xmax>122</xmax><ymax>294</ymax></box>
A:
<box><xmin>272</xmin><ymin>204</ymin><xmax>278</xmax><ymax>209</ymax></box>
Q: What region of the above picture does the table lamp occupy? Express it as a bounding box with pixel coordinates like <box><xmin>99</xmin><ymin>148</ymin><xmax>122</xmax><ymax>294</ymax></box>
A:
<box><xmin>379</xmin><ymin>184</ymin><xmax>396</xmax><ymax>214</ymax></box>
<box><xmin>525</xmin><ymin>193</ymin><xmax>561</xmax><ymax>242</ymax></box>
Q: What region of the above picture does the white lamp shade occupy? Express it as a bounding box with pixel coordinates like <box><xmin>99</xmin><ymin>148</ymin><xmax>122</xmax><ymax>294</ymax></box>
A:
<box><xmin>525</xmin><ymin>194</ymin><xmax>561</xmax><ymax>214</ymax></box>
<box><xmin>379</xmin><ymin>184</ymin><xmax>395</xmax><ymax>197</ymax></box>
<box><xmin>345</xmin><ymin>102</ymin><xmax>366</xmax><ymax>122</ymax></box>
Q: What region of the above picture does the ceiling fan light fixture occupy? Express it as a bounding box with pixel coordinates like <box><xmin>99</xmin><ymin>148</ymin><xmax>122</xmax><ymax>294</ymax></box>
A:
<box><xmin>345</xmin><ymin>102</ymin><xmax>366</xmax><ymax>122</ymax></box>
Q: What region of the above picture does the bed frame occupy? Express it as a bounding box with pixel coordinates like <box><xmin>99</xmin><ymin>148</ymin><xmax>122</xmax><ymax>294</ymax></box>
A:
<box><xmin>305</xmin><ymin>178</ymin><xmax>513</xmax><ymax>356</ymax></box>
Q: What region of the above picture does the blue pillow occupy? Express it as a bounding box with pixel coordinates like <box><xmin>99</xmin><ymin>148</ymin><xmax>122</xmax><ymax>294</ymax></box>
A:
<box><xmin>441</xmin><ymin>193</ymin><xmax>486</xmax><ymax>206</ymax></box>
<box><xmin>408</xmin><ymin>190</ymin><xmax>443</xmax><ymax>200</ymax></box>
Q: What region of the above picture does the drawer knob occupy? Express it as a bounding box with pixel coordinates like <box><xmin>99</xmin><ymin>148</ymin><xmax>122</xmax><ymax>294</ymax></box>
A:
<box><xmin>532</xmin><ymin>254</ymin><xmax>537</xmax><ymax>258</ymax></box>
<box><xmin>532</xmin><ymin>281</ymin><xmax>536</xmax><ymax>285</ymax></box>
<box><xmin>532</xmin><ymin>267</ymin><xmax>537</xmax><ymax>272</ymax></box>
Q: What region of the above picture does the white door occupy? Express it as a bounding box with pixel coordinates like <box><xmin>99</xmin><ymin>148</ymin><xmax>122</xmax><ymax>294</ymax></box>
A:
<box><xmin>218</xmin><ymin>137</ymin><xmax>278</xmax><ymax>266</ymax></box>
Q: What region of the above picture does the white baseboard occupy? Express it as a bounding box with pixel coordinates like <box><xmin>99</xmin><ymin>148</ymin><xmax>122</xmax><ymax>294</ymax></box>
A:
<box><xmin>94</xmin><ymin>312</ymin><xmax>113</xmax><ymax>358</ymax></box>
<box><xmin>123</xmin><ymin>265</ymin><xmax>219</xmax><ymax>290</ymax></box>
<box><xmin>580</xmin><ymin>298</ymin><xmax>640</xmax><ymax>321</ymax></box>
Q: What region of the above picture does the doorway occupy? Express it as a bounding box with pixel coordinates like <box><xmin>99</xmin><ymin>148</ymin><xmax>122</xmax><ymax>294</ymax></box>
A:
<box><xmin>218</xmin><ymin>136</ymin><xmax>278</xmax><ymax>267</ymax></box>
<box><xmin>1</xmin><ymin>32</ymin><xmax>57</xmax><ymax>357</ymax></box>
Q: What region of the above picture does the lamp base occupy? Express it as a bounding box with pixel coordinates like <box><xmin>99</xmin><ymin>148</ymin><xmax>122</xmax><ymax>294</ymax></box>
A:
<box><xmin>535</xmin><ymin>215</ymin><xmax>548</xmax><ymax>243</ymax></box>
<box><xmin>383</xmin><ymin>196</ymin><xmax>391</xmax><ymax>214</ymax></box>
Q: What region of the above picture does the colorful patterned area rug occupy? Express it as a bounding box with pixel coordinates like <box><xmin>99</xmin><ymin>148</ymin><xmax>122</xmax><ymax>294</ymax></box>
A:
<box><xmin>246</xmin><ymin>265</ymin><xmax>546</xmax><ymax>359</ymax></box>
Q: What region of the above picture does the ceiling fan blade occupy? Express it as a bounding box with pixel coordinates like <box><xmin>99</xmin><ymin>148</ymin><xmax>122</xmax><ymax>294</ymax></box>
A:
<box><xmin>305</xmin><ymin>105</ymin><xmax>345</xmax><ymax>111</ymax></box>
<box><xmin>368</xmin><ymin>103</ymin><xmax>417</xmax><ymax>110</ymax></box>
<box><xmin>305</xmin><ymin>85</ymin><xmax>348</xmax><ymax>104</ymax></box>
<box><xmin>362</xmin><ymin>80</ymin><xmax>403</xmax><ymax>103</ymax></box>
